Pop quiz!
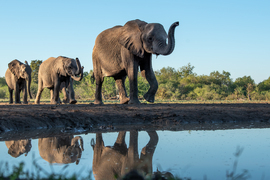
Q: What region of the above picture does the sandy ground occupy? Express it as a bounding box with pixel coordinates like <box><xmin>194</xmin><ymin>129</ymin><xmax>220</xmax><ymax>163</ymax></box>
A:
<box><xmin>0</xmin><ymin>102</ymin><xmax>270</xmax><ymax>140</ymax></box>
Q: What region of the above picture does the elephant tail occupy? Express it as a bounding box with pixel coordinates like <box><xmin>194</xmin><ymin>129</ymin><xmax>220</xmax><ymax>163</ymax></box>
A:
<box><xmin>90</xmin><ymin>72</ymin><xmax>95</xmax><ymax>84</ymax></box>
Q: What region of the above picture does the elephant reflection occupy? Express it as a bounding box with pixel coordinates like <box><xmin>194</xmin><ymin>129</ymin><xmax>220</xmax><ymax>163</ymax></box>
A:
<box><xmin>38</xmin><ymin>136</ymin><xmax>84</xmax><ymax>164</ymax></box>
<box><xmin>5</xmin><ymin>139</ymin><xmax>32</xmax><ymax>158</ymax></box>
<box><xmin>91</xmin><ymin>131</ymin><xmax>158</xmax><ymax>180</ymax></box>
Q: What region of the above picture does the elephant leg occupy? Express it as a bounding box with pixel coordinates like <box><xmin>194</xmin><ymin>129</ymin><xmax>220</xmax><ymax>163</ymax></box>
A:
<box><xmin>62</xmin><ymin>87</ymin><xmax>68</xmax><ymax>104</ymax></box>
<box><xmin>8</xmin><ymin>87</ymin><xmax>13</xmax><ymax>104</ymax></box>
<box><xmin>122</xmin><ymin>130</ymin><xmax>139</xmax><ymax>174</ymax></box>
<box><xmin>113</xmin><ymin>131</ymin><xmax>127</xmax><ymax>153</ymax></box>
<box><xmin>124</xmin><ymin>54</ymin><xmax>140</xmax><ymax>104</ymax></box>
<box><xmin>52</xmin><ymin>81</ymin><xmax>60</xmax><ymax>105</ymax></box>
<box><xmin>68</xmin><ymin>79</ymin><xmax>77</xmax><ymax>104</ymax></box>
<box><xmin>50</xmin><ymin>89</ymin><xmax>61</xmax><ymax>104</ymax></box>
<box><xmin>139</xmin><ymin>56</ymin><xmax>158</xmax><ymax>103</ymax></box>
<box><xmin>115</xmin><ymin>77</ymin><xmax>129</xmax><ymax>104</ymax></box>
<box><xmin>139</xmin><ymin>131</ymin><xmax>158</xmax><ymax>174</ymax></box>
<box><xmin>22</xmin><ymin>81</ymin><xmax>28</xmax><ymax>104</ymax></box>
<box><xmin>14</xmin><ymin>83</ymin><xmax>21</xmax><ymax>104</ymax></box>
<box><xmin>94</xmin><ymin>75</ymin><xmax>104</xmax><ymax>105</ymax></box>
<box><xmin>92</xmin><ymin>133</ymin><xmax>104</xmax><ymax>168</ymax></box>
<box><xmin>35</xmin><ymin>78</ymin><xmax>44</xmax><ymax>104</ymax></box>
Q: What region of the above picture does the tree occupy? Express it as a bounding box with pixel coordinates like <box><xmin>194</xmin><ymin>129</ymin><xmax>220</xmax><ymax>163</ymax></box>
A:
<box><xmin>257</xmin><ymin>77</ymin><xmax>270</xmax><ymax>92</ymax></box>
<box><xmin>234</xmin><ymin>86</ymin><xmax>244</xmax><ymax>99</ymax></box>
<box><xmin>234</xmin><ymin>76</ymin><xmax>255</xmax><ymax>96</ymax></box>
<box><xmin>30</xmin><ymin>60</ymin><xmax>43</xmax><ymax>84</ymax></box>
<box><xmin>178</xmin><ymin>63</ymin><xmax>195</xmax><ymax>78</ymax></box>
<box><xmin>0</xmin><ymin>77</ymin><xmax>7</xmax><ymax>87</ymax></box>
<box><xmin>246</xmin><ymin>83</ymin><xmax>254</xmax><ymax>101</ymax></box>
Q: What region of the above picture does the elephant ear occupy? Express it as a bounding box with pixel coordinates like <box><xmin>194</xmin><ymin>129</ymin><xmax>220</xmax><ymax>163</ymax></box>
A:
<box><xmin>8</xmin><ymin>60</ymin><xmax>21</xmax><ymax>79</ymax></box>
<box><xmin>119</xmin><ymin>19</ymin><xmax>147</xmax><ymax>58</ymax></box>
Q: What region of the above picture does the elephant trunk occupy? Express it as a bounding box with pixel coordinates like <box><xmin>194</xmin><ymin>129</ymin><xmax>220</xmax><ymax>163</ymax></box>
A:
<box><xmin>27</xmin><ymin>76</ymin><xmax>33</xmax><ymax>99</ymax></box>
<box><xmin>75</xmin><ymin>58</ymin><xmax>81</xmax><ymax>75</ymax></box>
<box><xmin>159</xmin><ymin>21</ymin><xmax>179</xmax><ymax>56</ymax></box>
<box><xmin>71</xmin><ymin>66</ymin><xmax>84</xmax><ymax>81</ymax></box>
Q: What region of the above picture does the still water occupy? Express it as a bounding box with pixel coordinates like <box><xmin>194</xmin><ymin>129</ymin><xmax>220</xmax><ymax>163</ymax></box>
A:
<box><xmin>0</xmin><ymin>127</ymin><xmax>269</xmax><ymax>180</ymax></box>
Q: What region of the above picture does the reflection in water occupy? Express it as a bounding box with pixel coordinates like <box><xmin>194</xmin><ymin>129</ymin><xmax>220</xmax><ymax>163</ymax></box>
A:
<box><xmin>91</xmin><ymin>130</ymin><xmax>171</xmax><ymax>180</ymax></box>
<box><xmin>38</xmin><ymin>136</ymin><xmax>84</xmax><ymax>164</ymax></box>
<box><xmin>5</xmin><ymin>139</ymin><xmax>32</xmax><ymax>158</ymax></box>
<box><xmin>1</xmin><ymin>128</ymin><xmax>270</xmax><ymax>179</ymax></box>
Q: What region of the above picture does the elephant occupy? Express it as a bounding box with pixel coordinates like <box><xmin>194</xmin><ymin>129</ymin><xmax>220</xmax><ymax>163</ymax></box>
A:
<box><xmin>5</xmin><ymin>60</ymin><xmax>33</xmax><ymax>104</ymax></box>
<box><xmin>92</xmin><ymin>19</ymin><xmax>179</xmax><ymax>104</ymax></box>
<box><xmin>35</xmin><ymin>56</ymin><xmax>83</xmax><ymax>104</ymax></box>
<box><xmin>38</xmin><ymin>136</ymin><xmax>84</xmax><ymax>164</ymax></box>
<box><xmin>57</xmin><ymin>66</ymin><xmax>84</xmax><ymax>104</ymax></box>
<box><xmin>5</xmin><ymin>139</ymin><xmax>32</xmax><ymax>158</ymax></box>
<box><xmin>91</xmin><ymin>130</ymin><xmax>159</xmax><ymax>180</ymax></box>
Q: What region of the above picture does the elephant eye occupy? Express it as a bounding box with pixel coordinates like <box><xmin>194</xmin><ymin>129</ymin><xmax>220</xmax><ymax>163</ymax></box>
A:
<box><xmin>148</xmin><ymin>37</ymin><xmax>153</xmax><ymax>42</ymax></box>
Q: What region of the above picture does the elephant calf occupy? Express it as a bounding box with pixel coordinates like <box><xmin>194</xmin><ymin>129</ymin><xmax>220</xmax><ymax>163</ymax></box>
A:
<box><xmin>35</xmin><ymin>56</ymin><xmax>83</xmax><ymax>104</ymax></box>
<box><xmin>38</xmin><ymin>136</ymin><xmax>84</xmax><ymax>164</ymax></box>
<box><xmin>5</xmin><ymin>139</ymin><xmax>32</xmax><ymax>158</ymax></box>
<box><xmin>5</xmin><ymin>60</ymin><xmax>33</xmax><ymax>104</ymax></box>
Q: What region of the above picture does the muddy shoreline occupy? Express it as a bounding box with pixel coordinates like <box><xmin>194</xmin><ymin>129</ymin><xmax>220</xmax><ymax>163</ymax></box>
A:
<box><xmin>0</xmin><ymin>103</ymin><xmax>270</xmax><ymax>140</ymax></box>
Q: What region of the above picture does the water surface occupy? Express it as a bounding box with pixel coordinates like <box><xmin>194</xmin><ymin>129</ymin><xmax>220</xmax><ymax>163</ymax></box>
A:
<box><xmin>0</xmin><ymin>126</ymin><xmax>269</xmax><ymax>180</ymax></box>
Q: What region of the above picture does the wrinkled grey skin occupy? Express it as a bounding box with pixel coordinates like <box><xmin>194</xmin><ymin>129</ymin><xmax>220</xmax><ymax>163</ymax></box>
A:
<box><xmin>58</xmin><ymin>66</ymin><xmax>84</xmax><ymax>104</ymax></box>
<box><xmin>35</xmin><ymin>56</ymin><xmax>83</xmax><ymax>104</ymax></box>
<box><xmin>92</xmin><ymin>19</ymin><xmax>179</xmax><ymax>104</ymax></box>
<box><xmin>91</xmin><ymin>131</ymin><xmax>158</xmax><ymax>180</ymax></box>
<box><xmin>5</xmin><ymin>139</ymin><xmax>32</xmax><ymax>158</ymax></box>
<box><xmin>5</xmin><ymin>60</ymin><xmax>33</xmax><ymax>104</ymax></box>
<box><xmin>38</xmin><ymin>136</ymin><xmax>84</xmax><ymax>164</ymax></box>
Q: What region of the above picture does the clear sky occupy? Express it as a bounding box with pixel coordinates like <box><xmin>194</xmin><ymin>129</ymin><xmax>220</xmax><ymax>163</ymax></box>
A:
<box><xmin>0</xmin><ymin>0</ymin><xmax>269</xmax><ymax>84</ymax></box>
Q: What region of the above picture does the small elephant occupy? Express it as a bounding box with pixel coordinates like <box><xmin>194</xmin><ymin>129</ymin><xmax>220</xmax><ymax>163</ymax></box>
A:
<box><xmin>38</xmin><ymin>136</ymin><xmax>84</xmax><ymax>164</ymax></box>
<box><xmin>91</xmin><ymin>131</ymin><xmax>158</xmax><ymax>180</ymax></box>
<box><xmin>5</xmin><ymin>60</ymin><xmax>33</xmax><ymax>104</ymax></box>
<box><xmin>92</xmin><ymin>19</ymin><xmax>179</xmax><ymax>104</ymax></box>
<box><xmin>58</xmin><ymin>66</ymin><xmax>84</xmax><ymax>104</ymax></box>
<box><xmin>5</xmin><ymin>139</ymin><xmax>32</xmax><ymax>158</ymax></box>
<box><xmin>35</xmin><ymin>56</ymin><xmax>83</xmax><ymax>104</ymax></box>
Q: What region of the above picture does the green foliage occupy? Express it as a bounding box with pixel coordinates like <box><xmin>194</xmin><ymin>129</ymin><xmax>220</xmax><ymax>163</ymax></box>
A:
<box><xmin>30</xmin><ymin>60</ymin><xmax>43</xmax><ymax>84</ymax></box>
<box><xmin>1</xmin><ymin>62</ymin><xmax>270</xmax><ymax>102</ymax></box>
<box><xmin>0</xmin><ymin>77</ymin><xmax>7</xmax><ymax>87</ymax></box>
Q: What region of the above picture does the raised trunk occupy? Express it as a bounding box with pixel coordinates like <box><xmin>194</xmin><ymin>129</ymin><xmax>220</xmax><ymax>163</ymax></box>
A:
<box><xmin>71</xmin><ymin>66</ymin><xmax>84</xmax><ymax>81</ymax></box>
<box><xmin>75</xmin><ymin>58</ymin><xmax>81</xmax><ymax>75</ymax></box>
<box><xmin>159</xmin><ymin>21</ymin><xmax>179</xmax><ymax>55</ymax></box>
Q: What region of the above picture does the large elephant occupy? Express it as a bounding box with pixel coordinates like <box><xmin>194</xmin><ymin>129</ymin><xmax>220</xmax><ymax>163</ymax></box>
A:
<box><xmin>38</xmin><ymin>136</ymin><xmax>84</xmax><ymax>164</ymax></box>
<box><xmin>92</xmin><ymin>19</ymin><xmax>179</xmax><ymax>104</ymax></box>
<box><xmin>5</xmin><ymin>60</ymin><xmax>33</xmax><ymax>104</ymax></box>
<box><xmin>5</xmin><ymin>139</ymin><xmax>32</xmax><ymax>158</ymax></box>
<box><xmin>35</xmin><ymin>56</ymin><xmax>83</xmax><ymax>104</ymax></box>
<box><xmin>91</xmin><ymin>131</ymin><xmax>158</xmax><ymax>180</ymax></box>
<box><xmin>58</xmin><ymin>66</ymin><xmax>84</xmax><ymax>104</ymax></box>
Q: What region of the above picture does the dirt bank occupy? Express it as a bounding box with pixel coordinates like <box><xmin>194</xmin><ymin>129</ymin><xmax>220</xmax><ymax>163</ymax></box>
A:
<box><xmin>1</xmin><ymin>102</ymin><xmax>270</xmax><ymax>136</ymax></box>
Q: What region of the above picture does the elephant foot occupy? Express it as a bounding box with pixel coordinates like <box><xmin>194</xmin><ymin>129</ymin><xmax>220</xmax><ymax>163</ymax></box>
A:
<box><xmin>94</xmin><ymin>100</ymin><xmax>103</xmax><ymax>105</ymax></box>
<box><xmin>9</xmin><ymin>101</ymin><xmax>13</xmax><ymax>104</ymax></box>
<box><xmin>69</xmin><ymin>99</ymin><xmax>77</xmax><ymax>104</ymax></box>
<box><xmin>14</xmin><ymin>101</ymin><xmax>21</xmax><ymax>104</ymax></box>
<box><xmin>128</xmin><ymin>99</ymin><xmax>141</xmax><ymax>104</ymax></box>
<box><xmin>63</xmin><ymin>99</ymin><xmax>69</xmax><ymax>104</ymax></box>
<box><xmin>144</xmin><ymin>93</ymin><xmax>155</xmax><ymax>103</ymax></box>
<box><xmin>22</xmin><ymin>101</ymin><xmax>28</xmax><ymax>104</ymax></box>
<box><xmin>120</xmin><ymin>97</ymin><xmax>129</xmax><ymax>104</ymax></box>
<box><xmin>50</xmin><ymin>100</ymin><xmax>58</xmax><ymax>105</ymax></box>
<box><xmin>34</xmin><ymin>100</ymin><xmax>40</xmax><ymax>104</ymax></box>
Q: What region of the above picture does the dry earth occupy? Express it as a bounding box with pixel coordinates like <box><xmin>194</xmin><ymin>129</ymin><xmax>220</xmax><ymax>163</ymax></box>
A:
<box><xmin>0</xmin><ymin>102</ymin><xmax>270</xmax><ymax>140</ymax></box>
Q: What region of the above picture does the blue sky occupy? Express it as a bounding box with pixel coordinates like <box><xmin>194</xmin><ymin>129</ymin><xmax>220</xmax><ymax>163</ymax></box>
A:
<box><xmin>0</xmin><ymin>0</ymin><xmax>269</xmax><ymax>84</ymax></box>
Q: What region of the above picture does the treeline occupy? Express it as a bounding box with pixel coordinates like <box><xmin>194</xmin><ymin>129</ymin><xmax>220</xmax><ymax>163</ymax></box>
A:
<box><xmin>1</xmin><ymin>61</ymin><xmax>270</xmax><ymax>101</ymax></box>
